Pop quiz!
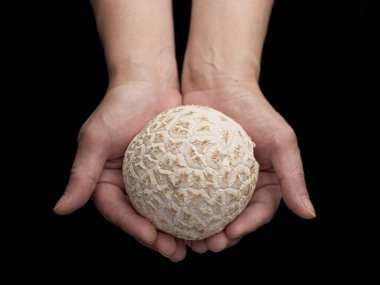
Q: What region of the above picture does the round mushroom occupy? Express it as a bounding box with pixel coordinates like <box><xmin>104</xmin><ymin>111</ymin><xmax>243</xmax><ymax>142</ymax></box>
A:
<box><xmin>123</xmin><ymin>105</ymin><xmax>259</xmax><ymax>240</ymax></box>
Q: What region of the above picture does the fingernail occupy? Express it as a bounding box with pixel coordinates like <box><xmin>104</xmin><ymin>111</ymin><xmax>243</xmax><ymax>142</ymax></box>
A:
<box><xmin>193</xmin><ymin>248</ymin><xmax>208</xmax><ymax>255</ymax></box>
<box><xmin>227</xmin><ymin>231</ymin><xmax>243</xmax><ymax>239</ymax></box>
<box><xmin>141</xmin><ymin>239</ymin><xmax>155</xmax><ymax>246</ymax></box>
<box><xmin>159</xmin><ymin>250</ymin><xmax>171</xmax><ymax>259</ymax></box>
<box><xmin>53</xmin><ymin>192</ymin><xmax>69</xmax><ymax>212</ymax></box>
<box><xmin>303</xmin><ymin>197</ymin><xmax>316</xmax><ymax>218</ymax></box>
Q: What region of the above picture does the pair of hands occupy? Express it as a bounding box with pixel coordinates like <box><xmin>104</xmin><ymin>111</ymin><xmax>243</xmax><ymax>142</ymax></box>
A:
<box><xmin>54</xmin><ymin>79</ymin><xmax>316</xmax><ymax>262</ymax></box>
<box><xmin>54</xmin><ymin>0</ymin><xmax>315</xmax><ymax>262</ymax></box>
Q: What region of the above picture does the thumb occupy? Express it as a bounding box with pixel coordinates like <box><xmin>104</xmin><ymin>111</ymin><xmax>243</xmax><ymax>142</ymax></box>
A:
<box><xmin>272</xmin><ymin>129</ymin><xmax>316</xmax><ymax>219</ymax></box>
<box><xmin>54</xmin><ymin>134</ymin><xmax>108</xmax><ymax>215</ymax></box>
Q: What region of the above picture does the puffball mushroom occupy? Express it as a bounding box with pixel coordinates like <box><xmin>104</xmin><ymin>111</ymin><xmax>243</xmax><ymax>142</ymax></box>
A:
<box><xmin>123</xmin><ymin>105</ymin><xmax>259</xmax><ymax>240</ymax></box>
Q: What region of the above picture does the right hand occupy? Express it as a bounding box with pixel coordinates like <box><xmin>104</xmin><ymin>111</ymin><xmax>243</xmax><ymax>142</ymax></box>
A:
<box><xmin>54</xmin><ymin>82</ymin><xmax>187</xmax><ymax>262</ymax></box>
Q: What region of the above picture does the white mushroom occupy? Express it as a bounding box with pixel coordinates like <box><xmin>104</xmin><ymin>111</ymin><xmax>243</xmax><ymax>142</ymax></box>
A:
<box><xmin>123</xmin><ymin>105</ymin><xmax>259</xmax><ymax>240</ymax></box>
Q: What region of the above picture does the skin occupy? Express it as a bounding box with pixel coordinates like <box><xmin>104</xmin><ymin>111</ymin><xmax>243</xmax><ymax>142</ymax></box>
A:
<box><xmin>54</xmin><ymin>0</ymin><xmax>186</xmax><ymax>261</ymax></box>
<box><xmin>181</xmin><ymin>0</ymin><xmax>316</xmax><ymax>253</ymax></box>
<box><xmin>54</xmin><ymin>0</ymin><xmax>316</xmax><ymax>261</ymax></box>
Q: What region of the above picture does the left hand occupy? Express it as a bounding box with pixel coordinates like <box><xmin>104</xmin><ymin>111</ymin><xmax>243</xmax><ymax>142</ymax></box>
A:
<box><xmin>182</xmin><ymin>82</ymin><xmax>316</xmax><ymax>254</ymax></box>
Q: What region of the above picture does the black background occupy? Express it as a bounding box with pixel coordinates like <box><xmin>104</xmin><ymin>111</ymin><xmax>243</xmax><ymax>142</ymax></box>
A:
<box><xmin>11</xmin><ymin>0</ymin><xmax>375</xmax><ymax>278</ymax></box>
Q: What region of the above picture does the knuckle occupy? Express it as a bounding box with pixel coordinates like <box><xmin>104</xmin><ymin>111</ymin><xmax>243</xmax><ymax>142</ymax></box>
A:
<box><xmin>258</xmin><ymin>211</ymin><xmax>273</xmax><ymax>226</ymax></box>
<box><xmin>78</xmin><ymin>124</ymin><xmax>97</xmax><ymax>143</ymax></box>
<box><xmin>70</xmin><ymin>165</ymin><xmax>98</xmax><ymax>186</ymax></box>
<box><xmin>278</xmin><ymin>125</ymin><xmax>298</xmax><ymax>147</ymax></box>
<box><xmin>107</xmin><ymin>212</ymin><xmax>120</xmax><ymax>225</ymax></box>
<box><xmin>77</xmin><ymin>123</ymin><xmax>89</xmax><ymax>142</ymax></box>
<box><xmin>69</xmin><ymin>165</ymin><xmax>81</xmax><ymax>181</ymax></box>
<box><xmin>287</xmin><ymin>163</ymin><xmax>306</xmax><ymax>183</ymax></box>
<box><xmin>78</xmin><ymin>121</ymin><xmax>109</xmax><ymax>146</ymax></box>
<box><xmin>250</xmin><ymin>208</ymin><xmax>274</xmax><ymax>227</ymax></box>
<box><xmin>292</xmin><ymin>168</ymin><xmax>305</xmax><ymax>180</ymax></box>
<box><xmin>101</xmin><ymin>202</ymin><xmax>121</xmax><ymax>224</ymax></box>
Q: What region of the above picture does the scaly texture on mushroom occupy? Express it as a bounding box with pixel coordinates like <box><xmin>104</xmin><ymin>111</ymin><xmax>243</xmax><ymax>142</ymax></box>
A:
<box><xmin>123</xmin><ymin>105</ymin><xmax>259</xmax><ymax>240</ymax></box>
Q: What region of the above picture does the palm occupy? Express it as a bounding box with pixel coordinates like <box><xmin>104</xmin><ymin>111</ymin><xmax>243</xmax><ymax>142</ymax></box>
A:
<box><xmin>91</xmin><ymin>84</ymin><xmax>188</xmax><ymax>260</ymax></box>
<box><xmin>183</xmin><ymin>85</ymin><xmax>295</xmax><ymax>252</ymax></box>
<box><xmin>83</xmin><ymin>83</ymin><xmax>181</xmax><ymax>159</ymax></box>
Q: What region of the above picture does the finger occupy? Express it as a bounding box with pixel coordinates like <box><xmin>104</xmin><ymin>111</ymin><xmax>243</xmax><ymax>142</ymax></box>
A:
<box><xmin>190</xmin><ymin>239</ymin><xmax>208</xmax><ymax>254</ymax></box>
<box><xmin>170</xmin><ymin>239</ymin><xmax>187</xmax><ymax>262</ymax></box>
<box><xmin>272</xmin><ymin>130</ymin><xmax>316</xmax><ymax>218</ymax></box>
<box><xmin>226</xmin><ymin>184</ymin><xmax>281</xmax><ymax>238</ymax></box>
<box><xmin>92</xmin><ymin>183</ymin><xmax>157</xmax><ymax>245</ymax></box>
<box><xmin>98</xmin><ymin>168</ymin><xmax>124</xmax><ymax>189</ymax></box>
<box><xmin>154</xmin><ymin>231</ymin><xmax>177</xmax><ymax>258</ymax></box>
<box><xmin>206</xmin><ymin>232</ymin><xmax>230</xmax><ymax>253</ymax></box>
<box><xmin>227</xmin><ymin>236</ymin><xmax>242</xmax><ymax>248</ymax></box>
<box><xmin>104</xmin><ymin>158</ymin><xmax>123</xmax><ymax>169</ymax></box>
<box><xmin>137</xmin><ymin>236</ymin><xmax>186</xmax><ymax>262</ymax></box>
<box><xmin>54</xmin><ymin>139</ymin><xmax>108</xmax><ymax>215</ymax></box>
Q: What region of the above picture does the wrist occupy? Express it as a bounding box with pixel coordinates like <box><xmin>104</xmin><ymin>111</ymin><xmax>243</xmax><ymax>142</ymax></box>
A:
<box><xmin>107</xmin><ymin>50</ymin><xmax>179</xmax><ymax>90</ymax></box>
<box><xmin>182</xmin><ymin>0</ymin><xmax>274</xmax><ymax>94</ymax></box>
<box><xmin>182</xmin><ymin>46</ymin><xmax>260</xmax><ymax>94</ymax></box>
<box><xmin>91</xmin><ymin>0</ymin><xmax>178</xmax><ymax>90</ymax></box>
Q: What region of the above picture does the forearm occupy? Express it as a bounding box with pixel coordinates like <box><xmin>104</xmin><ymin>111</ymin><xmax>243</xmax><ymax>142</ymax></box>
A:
<box><xmin>182</xmin><ymin>0</ymin><xmax>274</xmax><ymax>92</ymax></box>
<box><xmin>90</xmin><ymin>0</ymin><xmax>178</xmax><ymax>88</ymax></box>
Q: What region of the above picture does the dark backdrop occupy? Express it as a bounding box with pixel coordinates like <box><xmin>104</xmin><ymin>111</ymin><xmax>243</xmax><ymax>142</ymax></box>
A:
<box><xmin>19</xmin><ymin>0</ymin><xmax>373</xmax><ymax>278</ymax></box>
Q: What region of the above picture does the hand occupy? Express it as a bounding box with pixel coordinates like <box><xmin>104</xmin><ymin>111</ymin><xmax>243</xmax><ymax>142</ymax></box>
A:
<box><xmin>182</xmin><ymin>83</ymin><xmax>316</xmax><ymax>254</ymax></box>
<box><xmin>54</xmin><ymin>82</ymin><xmax>187</xmax><ymax>261</ymax></box>
<box><xmin>180</xmin><ymin>0</ymin><xmax>315</xmax><ymax>254</ymax></box>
